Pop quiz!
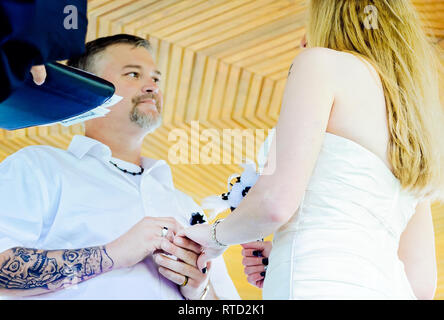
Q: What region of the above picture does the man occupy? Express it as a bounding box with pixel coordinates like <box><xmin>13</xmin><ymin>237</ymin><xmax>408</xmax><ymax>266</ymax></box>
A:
<box><xmin>0</xmin><ymin>34</ymin><xmax>240</xmax><ymax>300</ymax></box>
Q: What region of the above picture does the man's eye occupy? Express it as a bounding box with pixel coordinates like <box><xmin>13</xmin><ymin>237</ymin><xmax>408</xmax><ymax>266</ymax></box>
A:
<box><xmin>126</xmin><ymin>72</ymin><xmax>140</xmax><ymax>78</ymax></box>
<box><xmin>153</xmin><ymin>78</ymin><xmax>160</xmax><ymax>83</ymax></box>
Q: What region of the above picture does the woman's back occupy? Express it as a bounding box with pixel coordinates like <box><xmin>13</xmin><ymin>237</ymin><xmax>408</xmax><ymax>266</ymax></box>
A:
<box><xmin>323</xmin><ymin>48</ymin><xmax>393</xmax><ymax>173</ymax></box>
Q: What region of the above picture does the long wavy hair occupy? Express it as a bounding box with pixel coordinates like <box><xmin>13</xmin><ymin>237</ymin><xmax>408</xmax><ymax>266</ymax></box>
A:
<box><xmin>306</xmin><ymin>0</ymin><xmax>444</xmax><ymax>202</ymax></box>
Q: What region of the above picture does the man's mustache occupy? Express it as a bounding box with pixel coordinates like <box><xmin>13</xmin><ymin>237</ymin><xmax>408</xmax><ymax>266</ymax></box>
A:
<box><xmin>132</xmin><ymin>93</ymin><xmax>160</xmax><ymax>106</ymax></box>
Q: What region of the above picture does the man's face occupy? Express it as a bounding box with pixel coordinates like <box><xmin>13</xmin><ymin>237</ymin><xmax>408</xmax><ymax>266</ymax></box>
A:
<box><xmin>88</xmin><ymin>43</ymin><xmax>163</xmax><ymax>133</ymax></box>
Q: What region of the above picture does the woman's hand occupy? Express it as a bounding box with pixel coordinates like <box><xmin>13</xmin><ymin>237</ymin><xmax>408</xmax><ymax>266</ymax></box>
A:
<box><xmin>241</xmin><ymin>241</ymin><xmax>272</xmax><ymax>289</ymax></box>
<box><xmin>177</xmin><ymin>224</ymin><xmax>227</xmax><ymax>273</ymax></box>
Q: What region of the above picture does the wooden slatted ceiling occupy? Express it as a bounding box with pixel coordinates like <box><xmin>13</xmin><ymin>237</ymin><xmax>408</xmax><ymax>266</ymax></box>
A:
<box><xmin>0</xmin><ymin>0</ymin><xmax>443</xmax><ymax>300</ymax></box>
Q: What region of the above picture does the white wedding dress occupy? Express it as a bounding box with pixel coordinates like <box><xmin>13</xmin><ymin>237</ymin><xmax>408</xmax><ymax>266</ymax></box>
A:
<box><xmin>262</xmin><ymin>132</ymin><xmax>421</xmax><ymax>300</ymax></box>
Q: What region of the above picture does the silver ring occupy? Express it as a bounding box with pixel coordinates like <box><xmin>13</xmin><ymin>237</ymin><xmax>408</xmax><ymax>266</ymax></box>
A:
<box><xmin>161</xmin><ymin>226</ymin><xmax>168</xmax><ymax>237</ymax></box>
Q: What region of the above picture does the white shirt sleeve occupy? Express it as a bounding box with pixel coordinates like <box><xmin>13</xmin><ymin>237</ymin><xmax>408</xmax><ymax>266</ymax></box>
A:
<box><xmin>174</xmin><ymin>190</ymin><xmax>241</xmax><ymax>300</ymax></box>
<box><xmin>0</xmin><ymin>149</ymin><xmax>49</xmax><ymax>253</ymax></box>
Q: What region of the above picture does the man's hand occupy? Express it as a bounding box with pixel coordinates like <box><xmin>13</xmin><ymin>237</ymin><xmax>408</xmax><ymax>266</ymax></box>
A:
<box><xmin>241</xmin><ymin>241</ymin><xmax>272</xmax><ymax>289</ymax></box>
<box><xmin>154</xmin><ymin>235</ymin><xmax>210</xmax><ymax>300</ymax></box>
<box><xmin>105</xmin><ymin>216</ymin><xmax>182</xmax><ymax>269</ymax></box>
<box><xmin>30</xmin><ymin>65</ymin><xmax>47</xmax><ymax>85</ymax></box>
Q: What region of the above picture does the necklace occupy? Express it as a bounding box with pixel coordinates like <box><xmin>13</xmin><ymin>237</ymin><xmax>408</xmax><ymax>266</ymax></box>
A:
<box><xmin>110</xmin><ymin>161</ymin><xmax>144</xmax><ymax>176</ymax></box>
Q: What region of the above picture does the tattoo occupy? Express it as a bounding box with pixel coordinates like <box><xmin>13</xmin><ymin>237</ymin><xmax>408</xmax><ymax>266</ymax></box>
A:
<box><xmin>0</xmin><ymin>247</ymin><xmax>114</xmax><ymax>290</ymax></box>
<box><xmin>288</xmin><ymin>63</ymin><xmax>293</xmax><ymax>77</ymax></box>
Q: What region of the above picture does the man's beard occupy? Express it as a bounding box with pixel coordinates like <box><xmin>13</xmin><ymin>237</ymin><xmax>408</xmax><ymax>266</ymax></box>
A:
<box><xmin>129</xmin><ymin>93</ymin><xmax>162</xmax><ymax>132</ymax></box>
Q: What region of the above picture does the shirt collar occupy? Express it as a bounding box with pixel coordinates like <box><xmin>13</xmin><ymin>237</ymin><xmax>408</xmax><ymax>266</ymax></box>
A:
<box><xmin>68</xmin><ymin>135</ymin><xmax>174</xmax><ymax>191</ymax></box>
<box><xmin>142</xmin><ymin>158</ymin><xmax>175</xmax><ymax>191</ymax></box>
<box><xmin>68</xmin><ymin>135</ymin><xmax>112</xmax><ymax>160</ymax></box>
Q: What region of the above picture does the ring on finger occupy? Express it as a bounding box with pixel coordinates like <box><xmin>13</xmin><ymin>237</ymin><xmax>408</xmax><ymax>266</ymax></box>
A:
<box><xmin>161</xmin><ymin>226</ymin><xmax>168</xmax><ymax>237</ymax></box>
<box><xmin>181</xmin><ymin>275</ymin><xmax>189</xmax><ymax>287</ymax></box>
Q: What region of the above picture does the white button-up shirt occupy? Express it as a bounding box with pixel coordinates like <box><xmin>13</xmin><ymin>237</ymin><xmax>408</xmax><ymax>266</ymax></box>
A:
<box><xmin>0</xmin><ymin>135</ymin><xmax>240</xmax><ymax>300</ymax></box>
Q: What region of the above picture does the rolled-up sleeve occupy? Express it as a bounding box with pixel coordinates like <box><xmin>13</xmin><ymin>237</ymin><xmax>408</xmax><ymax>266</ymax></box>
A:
<box><xmin>0</xmin><ymin>149</ymin><xmax>47</xmax><ymax>253</ymax></box>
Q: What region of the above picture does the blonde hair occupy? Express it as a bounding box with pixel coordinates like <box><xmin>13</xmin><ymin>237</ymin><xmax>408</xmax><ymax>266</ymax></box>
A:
<box><xmin>307</xmin><ymin>0</ymin><xmax>444</xmax><ymax>202</ymax></box>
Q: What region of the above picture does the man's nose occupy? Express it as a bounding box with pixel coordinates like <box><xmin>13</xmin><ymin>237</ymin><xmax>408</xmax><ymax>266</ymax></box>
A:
<box><xmin>141</xmin><ymin>79</ymin><xmax>159</xmax><ymax>94</ymax></box>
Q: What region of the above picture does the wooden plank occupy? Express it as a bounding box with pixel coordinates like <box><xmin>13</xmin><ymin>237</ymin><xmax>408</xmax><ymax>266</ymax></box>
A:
<box><xmin>155</xmin><ymin>39</ymin><xmax>171</xmax><ymax>116</ymax></box>
<box><xmin>124</xmin><ymin>0</ymin><xmax>210</xmax><ymax>35</ymax></box>
<box><xmin>220</xmin><ymin>27</ymin><xmax>304</xmax><ymax>64</ymax></box>
<box><xmin>267</xmin><ymin>78</ymin><xmax>286</xmax><ymax>121</ymax></box>
<box><xmin>173</xmin><ymin>49</ymin><xmax>195</xmax><ymax>125</ymax></box>
<box><xmin>140</xmin><ymin>0</ymin><xmax>256</xmax><ymax>40</ymax></box>
<box><xmin>185</xmin><ymin>53</ymin><xmax>207</xmax><ymax>122</ymax></box>
<box><xmin>87</xmin><ymin>0</ymin><xmax>112</xmax><ymax>11</ymax></box>
<box><xmin>256</xmin><ymin>78</ymin><xmax>277</xmax><ymax>129</ymax></box>
<box><xmin>197</xmin><ymin>57</ymin><xmax>218</xmax><ymax>123</ymax></box>
<box><xmin>86</xmin><ymin>0</ymin><xmax>135</xmax><ymax>41</ymax></box>
<box><xmin>244</xmin><ymin>74</ymin><xmax>265</xmax><ymax>128</ymax></box>
<box><xmin>208</xmin><ymin>61</ymin><xmax>230</xmax><ymax>122</ymax></box>
<box><xmin>95</xmin><ymin>0</ymin><xmax>160</xmax><ymax>35</ymax></box>
<box><xmin>163</xmin><ymin>44</ymin><xmax>183</xmax><ymax>125</ymax></box>
<box><xmin>220</xmin><ymin>66</ymin><xmax>241</xmax><ymax>121</ymax></box>
<box><xmin>146</xmin><ymin>36</ymin><xmax>160</xmax><ymax>67</ymax></box>
<box><xmin>235</xmin><ymin>45</ymin><xmax>298</xmax><ymax>76</ymax></box>
<box><xmin>183</xmin><ymin>3</ymin><xmax>304</xmax><ymax>51</ymax></box>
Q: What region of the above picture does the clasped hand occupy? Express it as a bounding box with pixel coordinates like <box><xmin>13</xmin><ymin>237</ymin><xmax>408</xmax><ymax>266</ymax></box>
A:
<box><xmin>153</xmin><ymin>234</ymin><xmax>211</xmax><ymax>300</ymax></box>
<box><xmin>176</xmin><ymin>223</ymin><xmax>227</xmax><ymax>273</ymax></box>
<box><xmin>105</xmin><ymin>216</ymin><xmax>211</xmax><ymax>300</ymax></box>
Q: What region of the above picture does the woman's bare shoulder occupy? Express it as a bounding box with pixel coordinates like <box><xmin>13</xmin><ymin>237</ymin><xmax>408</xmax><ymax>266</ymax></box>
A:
<box><xmin>295</xmin><ymin>47</ymin><xmax>376</xmax><ymax>73</ymax></box>
<box><xmin>291</xmin><ymin>47</ymin><xmax>340</xmax><ymax>67</ymax></box>
<box><xmin>288</xmin><ymin>47</ymin><xmax>342</xmax><ymax>87</ymax></box>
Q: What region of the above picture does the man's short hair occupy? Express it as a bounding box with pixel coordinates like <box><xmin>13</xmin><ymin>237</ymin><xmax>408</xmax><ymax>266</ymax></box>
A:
<box><xmin>67</xmin><ymin>34</ymin><xmax>151</xmax><ymax>74</ymax></box>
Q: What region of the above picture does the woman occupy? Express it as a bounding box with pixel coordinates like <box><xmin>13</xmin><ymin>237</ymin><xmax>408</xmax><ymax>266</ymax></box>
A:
<box><xmin>178</xmin><ymin>0</ymin><xmax>444</xmax><ymax>299</ymax></box>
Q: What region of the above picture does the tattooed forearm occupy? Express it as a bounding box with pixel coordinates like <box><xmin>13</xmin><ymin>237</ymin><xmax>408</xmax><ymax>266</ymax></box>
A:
<box><xmin>0</xmin><ymin>246</ymin><xmax>114</xmax><ymax>290</ymax></box>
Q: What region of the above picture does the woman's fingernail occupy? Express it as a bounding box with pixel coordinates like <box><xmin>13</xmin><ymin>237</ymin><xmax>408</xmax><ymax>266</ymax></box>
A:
<box><xmin>262</xmin><ymin>258</ymin><xmax>268</xmax><ymax>265</ymax></box>
<box><xmin>202</xmin><ymin>267</ymin><xmax>207</xmax><ymax>274</ymax></box>
<box><xmin>260</xmin><ymin>271</ymin><xmax>266</xmax><ymax>277</ymax></box>
<box><xmin>253</xmin><ymin>250</ymin><xmax>262</xmax><ymax>257</ymax></box>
